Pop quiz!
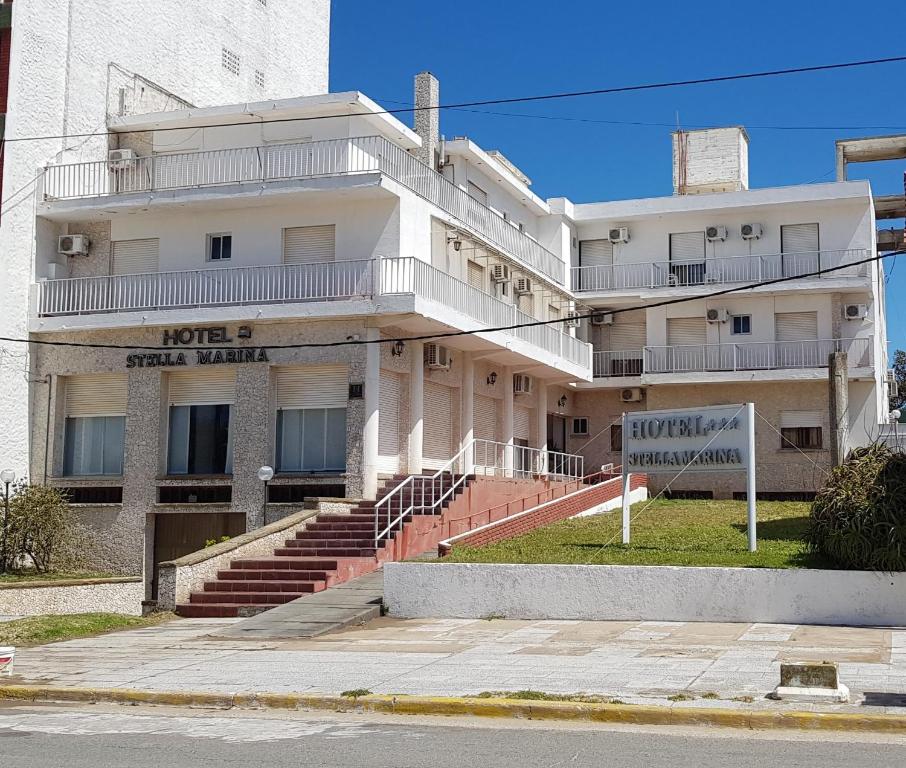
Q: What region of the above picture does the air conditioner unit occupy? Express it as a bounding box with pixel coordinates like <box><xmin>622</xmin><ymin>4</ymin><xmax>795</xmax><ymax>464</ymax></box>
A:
<box><xmin>490</xmin><ymin>264</ymin><xmax>511</xmax><ymax>282</ymax></box>
<box><xmin>514</xmin><ymin>277</ymin><xmax>533</xmax><ymax>295</ymax></box>
<box><xmin>513</xmin><ymin>374</ymin><xmax>533</xmax><ymax>395</ymax></box>
<box><xmin>843</xmin><ymin>303</ymin><xmax>868</xmax><ymax>320</ymax></box>
<box><xmin>620</xmin><ymin>387</ymin><xmax>644</xmax><ymax>403</ymax></box>
<box><xmin>706</xmin><ymin>308</ymin><xmax>729</xmax><ymax>323</ymax></box>
<box><xmin>424</xmin><ymin>343</ymin><xmax>452</xmax><ymax>370</ymax></box>
<box><xmin>108</xmin><ymin>148</ymin><xmax>137</xmax><ymax>170</ymax></box>
<box><xmin>565</xmin><ymin>311</ymin><xmax>582</xmax><ymax>328</ymax></box>
<box><xmin>608</xmin><ymin>227</ymin><xmax>630</xmax><ymax>244</ymax></box>
<box><xmin>58</xmin><ymin>234</ymin><xmax>90</xmax><ymax>256</ymax></box>
<box><xmin>591</xmin><ymin>312</ymin><xmax>613</xmax><ymax>326</ymax></box>
<box><xmin>741</xmin><ymin>223</ymin><xmax>763</xmax><ymax>240</ymax></box>
<box><xmin>706</xmin><ymin>225</ymin><xmax>728</xmax><ymax>242</ymax></box>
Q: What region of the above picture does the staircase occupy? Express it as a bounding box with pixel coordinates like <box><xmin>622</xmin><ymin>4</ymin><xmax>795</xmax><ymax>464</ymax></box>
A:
<box><xmin>175</xmin><ymin>473</ymin><xmax>467</xmax><ymax>618</ymax></box>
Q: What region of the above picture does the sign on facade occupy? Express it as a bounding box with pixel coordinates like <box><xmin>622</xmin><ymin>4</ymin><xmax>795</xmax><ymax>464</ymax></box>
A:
<box><xmin>621</xmin><ymin>403</ymin><xmax>757</xmax><ymax>551</ymax></box>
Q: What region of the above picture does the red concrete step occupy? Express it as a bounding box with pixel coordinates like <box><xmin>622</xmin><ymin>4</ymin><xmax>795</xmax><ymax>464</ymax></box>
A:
<box><xmin>216</xmin><ymin>568</ymin><xmax>332</xmax><ymax>581</ymax></box>
<box><xmin>229</xmin><ymin>558</ymin><xmax>338</xmax><ymax>570</ymax></box>
<box><xmin>282</xmin><ymin>538</ymin><xmax>374</xmax><ymax>549</ymax></box>
<box><xmin>294</xmin><ymin>529</ymin><xmax>374</xmax><ymax>541</ymax></box>
<box><xmin>203</xmin><ymin>580</ymin><xmax>326</xmax><ymax>593</ymax></box>
<box><xmin>189</xmin><ymin>591</ymin><xmax>308</xmax><ymax>605</ymax></box>
<box><xmin>315</xmin><ymin>514</ymin><xmax>375</xmax><ymax>524</ymax></box>
<box><xmin>275</xmin><ymin>546</ymin><xmax>377</xmax><ymax>557</ymax></box>
<box><xmin>306</xmin><ymin>521</ymin><xmax>375</xmax><ymax>532</ymax></box>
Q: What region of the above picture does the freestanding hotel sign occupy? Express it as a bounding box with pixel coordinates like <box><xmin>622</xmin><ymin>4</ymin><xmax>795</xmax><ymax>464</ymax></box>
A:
<box><xmin>621</xmin><ymin>403</ymin><xmax>757</xmax><ymax>551</ymax></box>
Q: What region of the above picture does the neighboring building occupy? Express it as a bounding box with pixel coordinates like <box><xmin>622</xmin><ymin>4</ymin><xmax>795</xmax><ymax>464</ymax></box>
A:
<box><xmin>0</xmin><ymin>0</ymin><xmax>331</xmax><ymax>474</ymax></box>
<box><xmin>562</xmin><ymin>126</ymin><xmax>888</xmax><ymax>498</ymax></box>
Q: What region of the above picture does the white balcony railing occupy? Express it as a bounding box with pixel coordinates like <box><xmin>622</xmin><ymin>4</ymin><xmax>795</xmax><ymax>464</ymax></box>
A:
<box><xmin>593</xmin><ymin>350</ymin><xmax>644</xmax><ymax>378</ymax></box>
<box><xmin>380</xmin><ymin>257</ymin><xmax>590</xmax><ymax>369</ymax></box>
<box><xmin>41</xmin><ymin>136</ymin><xmax>564</xmax><ymax>284</ymax></box>
<box><xmin>642</xmin><ymin>337</ymin><xmax>872</xmax><ymax>375</ymax></box>
<box><xmin>572</xmin><ymin>249</ymin><xmax>870</xmax><ymax>293</ymax></box>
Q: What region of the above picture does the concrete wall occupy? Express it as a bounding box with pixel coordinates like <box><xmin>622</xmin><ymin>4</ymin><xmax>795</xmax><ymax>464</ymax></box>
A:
<box><xmin>384</xmin><ymin>562</ymin><xmax>906</xmax><ymax>626</ymax></box>
<box><xmin>0</xmin><ymin>577</ymin><xmax>143</xmax><ymax>617</ymax></box>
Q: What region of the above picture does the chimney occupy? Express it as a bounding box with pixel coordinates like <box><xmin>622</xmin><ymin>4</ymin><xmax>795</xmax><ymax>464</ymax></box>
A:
<box><xmin>414</xmin><ymin>72</ymin><xmax>440</xmax><ymax>169</ymax></box>
<box><xmin>673</xmin><ymin>126</ymin><xmax>749</xmax><ymax>195</ymax></box>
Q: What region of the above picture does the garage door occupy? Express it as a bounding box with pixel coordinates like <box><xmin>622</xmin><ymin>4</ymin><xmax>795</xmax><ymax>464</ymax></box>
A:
<box><xmin>377</xmin><ymin>371</ymin><xmax>401</xmax><ymax>473</ymax></box>
<box><xmin>423</xmin><ymin>382</ymin><xmax>454</xmax><ymax>469</ymax></box>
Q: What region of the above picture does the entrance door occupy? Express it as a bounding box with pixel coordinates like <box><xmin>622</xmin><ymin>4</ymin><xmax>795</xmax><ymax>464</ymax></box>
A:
<box><xmin>547</xmin><ymin>414</ymin><xmax>567</xmax><ymax>475</ymax></box>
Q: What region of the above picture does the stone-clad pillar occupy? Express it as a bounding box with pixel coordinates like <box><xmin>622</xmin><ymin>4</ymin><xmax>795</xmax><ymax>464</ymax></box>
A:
<box><xmin>362</xmin><ymin>328</ymin><xmax>381</xmax><ymax>499</ymax></box>
<box><xmin>230</xmin><ymin>364</ymin><xmax>272</xmax><ymax>530</ymax></box>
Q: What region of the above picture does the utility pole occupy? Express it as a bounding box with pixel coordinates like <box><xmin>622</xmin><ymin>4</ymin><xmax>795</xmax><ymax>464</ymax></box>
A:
<box><xmin>829</xmin><ymin>351</ymin><xmax>849</xmax><ymax>467</ymax></box>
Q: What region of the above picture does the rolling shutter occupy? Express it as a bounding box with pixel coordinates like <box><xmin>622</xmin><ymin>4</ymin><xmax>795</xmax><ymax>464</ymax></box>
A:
<box><xmin>610</xmin><ymin>312</ymin><xmax>647</xmax><ymax>351</ymax></box>
<box><xmin>514</xmin><ymin>406</ymin><xmax>531</xmax><ymax>441</ymax></box>
<box><xmin>168</xmin><ymin>369</ymin><xmax>237</xmax><ymax>406</ymax></box>
<box><xmin>377</xmin><ymin>371</ymin><xmax>401</xmax><ymax>472</ymax></box>
<box><xmin>579</xmin><ymin>239</ymin><xmax>613</xmax><ymax>268</ymax></box>
<box><xmin>668</xmin><ymin>317</ymin><xmax>707</xmax><ymax>346</ymax></box>
<box><xmin>467</xmin><ymin>261</ymin><xmax>485</xmax><ymax>290</ymax></box>
<box><xmin>474</xmin><ymin>395</ymin><xmax>498</xmax><ymax>442</ymax></box>
<box><xmin>467</xmin><ymin>182</ymin><xmax>488</xmax><ymax>206</ymax></box>
<box><xmin>781</xmin><ymin>223</ymin><xmax>819</xmax><ymax>254</ymax></box>
<box><xmin>423</xmin><ymin>382</ymin><xmax>453</xmax><ymax>467</ymax></box>
<box><xmin>112</xmin><ymin>239</ymin><xmax>160</xmax><ymax>275</ymax></box>
<box><xmin>780</xmin><ymin>411</ymin><xmax>822</xmax><ymax>429</ymax></box>
<box><xmin>775</xmin><ymin>312</ymin><xmax>818</xmax><ymax>341</ymax></box>
<box><xmin>669</xmin><ymin>232</ymin><xmax>705</xmax><ymax>262</ymax></box>
<box><xmin>64</xmin><ymin>374</ymin><xmax>128</xmax><ymax>417</ymax></box>
<box><xmin>283</xmin><ymin>225</ymin><xmax>336</xmax><ymax>265</ymax></box>
<box><xmin>275</xmin><ymin>365</ymin><xmax>348</xmax><ymax>409</ymax></box>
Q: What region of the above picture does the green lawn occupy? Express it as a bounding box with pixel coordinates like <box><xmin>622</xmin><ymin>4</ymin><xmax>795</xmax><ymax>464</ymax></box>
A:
<box><xmin>0</xmin><ymin>570</ymin><xmax>116</xmax><ymax>585</ymax></box>
<box><xmin>444</xmin><ymin>499</ymin><xmax>833</xmax><ymax>569</ymax></box>
<box><xmin>0</xmin><ymin>612</ymin><xmax>175</xmax><ymax>647</ymax></box>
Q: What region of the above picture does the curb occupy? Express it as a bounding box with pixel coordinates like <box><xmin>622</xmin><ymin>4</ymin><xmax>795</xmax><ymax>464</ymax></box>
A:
<box><xmin>1</xmin><ymin>685</ymin><xmax>904</xmax><ymax>733</ymax></box>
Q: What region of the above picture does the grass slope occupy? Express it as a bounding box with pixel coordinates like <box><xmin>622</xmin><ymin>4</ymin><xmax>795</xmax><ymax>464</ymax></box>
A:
<box><xmin>0</xmin><ymin>613</ymin><xmax>174</xmax><ymax>647</ymax></box>
<box><xmin>445</xmin><ymin>499</ymin><xmax>832</xmax><ymax>569</ymax></box>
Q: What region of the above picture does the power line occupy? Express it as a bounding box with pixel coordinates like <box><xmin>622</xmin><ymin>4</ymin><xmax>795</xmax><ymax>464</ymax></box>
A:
<box><xmin>1</xmin><ymin>54</ymin><xmax>905</xmax><ymax>145</ymax></box>
<box><xmin>3</xmin><ymin>249</ymin><xmax>902</xmax><ymax>353</ymax></box>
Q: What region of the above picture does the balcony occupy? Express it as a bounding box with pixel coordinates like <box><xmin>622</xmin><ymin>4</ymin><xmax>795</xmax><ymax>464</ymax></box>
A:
<box><xmin>40</xmin><ymin>136</ymin><xmax>564</xmax><ymax>285</ymax></box>
<box><xmin>31</xmin><ymin>257</ymin><xmax>590</xmax><ymax>372</ymax></box>
<box><xmin>572</xmin><ymin>249</ymin><xmax>870</xmax><ymax>294</ymax></box>
<box><xmin>591</xmin><ymin>337</ymin><xmax>872</xmax><ymax>380</ymax></box>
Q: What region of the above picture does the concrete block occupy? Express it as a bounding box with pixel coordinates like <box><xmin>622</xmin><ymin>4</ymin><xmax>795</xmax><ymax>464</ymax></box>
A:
<box><xmin>771</xmin><ymin>662</ymin><xmax>849</xmax><ymax>703</ymax></box>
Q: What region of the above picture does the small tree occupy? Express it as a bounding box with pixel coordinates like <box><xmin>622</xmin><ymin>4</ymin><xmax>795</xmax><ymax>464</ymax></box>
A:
<box><xmin>3</xmin><ymin>484</ymin><xmax>86</xmax><ymax>573</ymax></box>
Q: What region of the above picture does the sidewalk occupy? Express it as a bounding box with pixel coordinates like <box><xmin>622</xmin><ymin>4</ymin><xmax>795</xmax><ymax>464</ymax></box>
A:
<box><xmin>6</xmin><ymin>615</ymin><xmax>906</xmax><ymax>713</ymax></box>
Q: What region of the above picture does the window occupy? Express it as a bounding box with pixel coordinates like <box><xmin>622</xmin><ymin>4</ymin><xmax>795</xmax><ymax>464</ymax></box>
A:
<box><xmin>277</xmin><ymin>409</ymin><xmax>347</xmax><ymax>472</ymax></box>
<box><xmin>64</xmin><ymin>416</ymin><xmax>125</xmax><ymax>476</ymax></box>
<box><xmin>571</xmin><ymin>417</ymin><xmax>589</xmax><ymax>436</ymax></box>
<box><xmin>168</xmin><ymin>405</ymin><xmax>233</xmax><ymax>475</ymax></box>
<box><xmin>467</xmin><ymin>261</ymin><xmax>484</xmax><ymax>290</ymax></box>
<box><xmin>254</xmin><ymin>69</ymin><xmax>265</xmax><ymax>89</ymax></box>
<box><xmin>780</xmin><ymin>426</ymin><xmax>822</xmax><ymax>450</ymax></box>
<box><xmin>221</xmin><ymin>47</ymin><xmax>240</xmax><ymax>75</ymax></box>
<box><xmin>731</xmin><ymin>315</ymin><xmax>752</xmax><ymax>335</ymax></box>
<box><xmin>467</xmin><ymin>181</ymin><xmax>488</xmax><ymax>206</ymax></box>
<box><xmin>610</xmin><ymin>424</ymin><xmax>623</xmax><ymax>452</ymax></box>
<box><xmin>207</xmin><ymin>233</ymin><xmax>232</xmax><ymax>262</ymax></box>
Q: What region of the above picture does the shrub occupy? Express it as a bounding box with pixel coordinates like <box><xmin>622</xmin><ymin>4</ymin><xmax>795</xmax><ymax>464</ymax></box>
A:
<box><xmin>809</xmin><ymin>445</ymin><xmax>906</xmax><ymax>571</ymax></box>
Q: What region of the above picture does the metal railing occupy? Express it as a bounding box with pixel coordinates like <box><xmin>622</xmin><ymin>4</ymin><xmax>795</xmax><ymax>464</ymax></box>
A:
<box><xmin>593</xmin><ymin>349</ymin><xmax>644</xmax><ymax>378</ymax></box>
<box><xmin>34</xmin><ymin>259</ymin><xmax>373</xmax><ymax>315</ymax></box>
<box><xmin>572</xmin><ymin>249</ymin><xmax>870</xmax><ymax>293</ymax></box>
<box><xmin>642</xmin><ymin>337</ymin><xmax>872</xmax><ymax>375</ymax></box>
<box><xmin>373</xmin><ymin>438</ymin><xmax>585</xmax><ymax>546</ymax></box>
<box><xmin>41</xmin><ymin>135</ymin><xmax>565</xmax><ymax>284</ymax></box>
<box><xmin>878</xmin><ymin>425</ymin><xmax>906</xmax><ymax>453</ymax></box>
<box><xmin>380</xmin><ymin>257</ymin><xmax>590</xmax><ymax>368</ymax></box>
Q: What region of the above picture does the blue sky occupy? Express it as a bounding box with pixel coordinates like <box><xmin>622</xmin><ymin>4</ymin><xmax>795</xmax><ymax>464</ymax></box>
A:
<box><xmin>329</xmin><ymin>0</ymin><xmax>906</xmax><ymax>354</ymax></box>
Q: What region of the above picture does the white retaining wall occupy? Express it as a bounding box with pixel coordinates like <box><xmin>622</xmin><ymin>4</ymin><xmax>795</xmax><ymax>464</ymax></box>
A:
<box><xmin>0</xmin><ymin>578</ymin><xmax>143</xmax><ymax>617</ymax></box>
<box><xmin>384</xmin><ymin>563</ymin><xmax>906</xmax><ymax>626</ymax></box>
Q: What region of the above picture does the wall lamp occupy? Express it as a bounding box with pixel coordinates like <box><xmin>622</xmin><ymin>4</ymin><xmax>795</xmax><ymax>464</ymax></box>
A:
<box><xmin>486</xmin><ymin>371</ymin><xmax>497</xmax><ymax>386</ymax></box>
<box><xmin>447</xmin><ymin>235</ymin><xmax>462</xmax><ymax>252</ymax></box>
<box><xmin>558</xmin><ymin>395</ymin><xmax>568</xmax><ymax>408</ymax></box>
<box><xmin>391</xmin><ymin>340</ymin><xmax>406</xmax><ymax>357</ymax></box>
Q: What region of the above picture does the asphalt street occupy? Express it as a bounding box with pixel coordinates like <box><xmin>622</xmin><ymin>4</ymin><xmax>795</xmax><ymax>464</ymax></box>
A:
<box><xmin>1</xmin><ymin>704</ymin><xmax>905</xmax><ymax>767</ymax></box>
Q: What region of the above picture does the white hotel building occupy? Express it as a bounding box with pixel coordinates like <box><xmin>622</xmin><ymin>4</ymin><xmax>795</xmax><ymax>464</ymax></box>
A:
<box><xmin>0</xmin><ymin>15</ymin><xmax>889</xmax><ymax>577</ymax></box>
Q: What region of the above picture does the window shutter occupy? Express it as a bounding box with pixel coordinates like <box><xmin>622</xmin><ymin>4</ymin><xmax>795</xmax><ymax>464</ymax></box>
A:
<box><xmin>474</xmin><ymin>395</ymin><xmax>498</xmax><ymax>442</ymax></box>
<box><xmin>775</xmin><ymin>312</ymin><xmax>818</xmax><ymax>342</ymax></box>
<box><xmin>780</xmin><ymin>411</ymin><xmax>822</xmax><ymax>428</ymax></box>
<box><xmin>423</xmin><ymin>382</ymin><xmax>453</xmax><ymax>466</ymax></box>
<box><xmin>283</xmin><ymin>225</ymin><xmax>336</xmax><ymax>265</ymax></box>
<box><xmin>112</xmin><ymin>239</ymin><xmax>160</xmax><ymax>275</ymax></box>
<box><xmin>467</xmin><ymin>261</ymin><xmax>485</xmax><ymax>290</ymax></box>
<box><xmin>667</xmin><ymin>317</ymin><xmax>707</xmax><ymax>346</ymax></box>
<box><xmin>467</xmin><ymin>182</ymin><xmax>488</xmax><ymax>206</ymax></box>
<box><xmin>670</xmin><ymin>232</ymin><xmax>705</xmax><ymax>262</ymax></box>
<box><xmin>65</xmin><ymin>374</ymin><xmax>128</xmax><ymax>417</ymax></box>
<box><xmin>275</xmin><ymin>365</ymin><xmax>348</xmax><ymax>409</ymax></box>
<box><xmin>781</xmin><ymin>223</ymin><xmax>819</xmax><ymax>254</ymax></box>
<box><xmin>377</xmin><ymin>371</ymin><xmax>401</xmax><ymax>472</ymax></box>
<box><xmin>610</xmin><ymin>311</ymin><xmax>647</xmax><ymax>350</ymax></box>
<box><xmin>579</xmin><ymin>239</ymin><xmax>613</xmax><ymax>267</ymax></box>
<box><xmin>514</xmin><ymin>406</ymin><xmax>531</xmax><ymax>441</ymax></box>
<box><xmin>168</xmin><ymin>369</ymin><xmax>236</xmax><ymax>406</ymax></box>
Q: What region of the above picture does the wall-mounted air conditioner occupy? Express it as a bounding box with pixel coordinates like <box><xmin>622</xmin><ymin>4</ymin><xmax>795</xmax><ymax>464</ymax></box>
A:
<box><xmin>514</xmin><ymin>277</ymin><xmax>533</xmax><ymax>295</ymax></box>
<box><xmin>424</xmin><ymin>343</ymin><xmax>452</xmax><ymax>370</ymax></box>
<box><xmin>706</xmin><ymin>308</ymin><xmax>729</xmax><ymax>323</ymax></box>
<box><xmin>741</xmin><ymin>223</ymin><xmax>763</xmax><ymax>240</ymax></box>
<box><xmin>706</xmin><ymin>225</ymin><xmax>728</xmax><ymax>242</ymax></box>
<box><xmin>843</xmin><ymin>304</ymin><xmax>868</xmax><ymax>320</ymax></box>
<box><xmin>620</xmin><ymin>387</ymin><xmax>644</xmax><ymax>403</ymax></box>
<box><xmin>513</xmin><ymin>374</ymin><xmax>533</xmax><ymax>395</ymax></box>
<box><xmin>108</xmin><ymin>148</ymin><xmax>137</xmax><ymax>170</ymax></box>
<box><xmin>58</xmin><ymin>234</ymin><xmax>90</xmax><ymax>256</ymax></box>
<box><xmin>591</xmin><ymin>312</ymin><xmax>613</xmax><ymax>326</ymax></box>
<box><xmin>608</xmin><ymin>227</ymin><xmax>630</xmax><ymax>244</ymax></box>
<box><xmin>490</xmin><ymin>264</ymin><xmax>511</xmax><ymax>282</ymax></box>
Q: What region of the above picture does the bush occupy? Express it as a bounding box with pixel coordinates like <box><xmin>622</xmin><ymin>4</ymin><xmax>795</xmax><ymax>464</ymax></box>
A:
<box><xmin>1</xmin><ymin>483</ymin><xmax>87</xmax><ymax>573</ymax></box>
<box><xmin>809</xmin><ymin>445</ymin><xmax>906</xmax><ymax>571</ymax></box>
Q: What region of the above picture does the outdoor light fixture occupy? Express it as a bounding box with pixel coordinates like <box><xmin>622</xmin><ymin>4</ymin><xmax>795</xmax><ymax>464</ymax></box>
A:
<box><xmin>447</xmin><ymin>234</ymin><xmax>462</xmax><ymax>252</ymax></box>
<box><xmin>558</xmin><ymin>395</ymin><xmax>568</xmax><ymax>408</ymax></box>
<box><xmin>487</xmin><ymin>371</ymin><xmax>498</xmax><ymax>386</ymax></box>
<box><xmin>0</xmin><ymin>470</ymin><xmax>15</xmax><ymax>575</ymax></box>
<box><xmin>258</xmin><ymin>466</ymin><xmax>274</xmax><ymax>526</ymax></box>
<box><xmin>391</xmin><ymin>340</ymin><xmax>405</xmax><ymax>357</ymax></box>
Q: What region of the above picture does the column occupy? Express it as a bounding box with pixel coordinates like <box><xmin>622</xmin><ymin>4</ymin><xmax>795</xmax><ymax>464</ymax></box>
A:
<box><xmin>536</xmin><ymin>379</ymin><xmax>549</xmax><ymax>476</ymax></box>
<box><xmin>460</xmin><ymin>353</ymin><xmax>474</xmax><ymax>476</ymax></box>
<box><xmin>230</xmin><ymin>365</ymin><xmax>271</xmax><ymax>530</ymax></box>
<box><xmin>408</xmin><ymin>341</ymin><xmax>424</xmax><ymax>475</ymax></box>
<box><xmin>362</xmin><ymin>327</ymin><xmax>381</xmax><ymax>499</ymax></box>
<box><xmin>502</xmin><ymin>366</ymin><xmax>514</xmax><ymax>475</ymax></box>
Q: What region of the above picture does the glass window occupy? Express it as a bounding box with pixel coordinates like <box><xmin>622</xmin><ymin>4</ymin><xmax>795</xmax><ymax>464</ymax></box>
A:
<box><xmin>780</xmin><ymin>427</ymin><xmax>822</xmax><ymax>450</ymax></box>
<box><xmin>63</xmin><ymin>416</ymin><xmax>125</xmax><ymax>476</ymax></box>
<box><xmin>168</xmin><ymin>404</ymin><xmax>233</xmax><ymax>475</ymax></box>
<box><xmin>571</xmin><ymin>417</ymin><xmax>589</xmax><ymax>436</ymax></box>
<box><xmin>277</xmin><ymin>408</ymin><xmax>347</xmax><ymax>472</ymax></box>
<box><xmin>610</xmin><ymin>424</ymin><xmax>623</xmax><ymax>452</ymax></box>
<box><xmin>207</xmin><ymin>233</ymin><xmax>232</xmax><ymax>262</ymax></box>
<box><xmin>731</xmin><ymin>315</ymin><xmax>752</xmax><ymax>335</ymax></box>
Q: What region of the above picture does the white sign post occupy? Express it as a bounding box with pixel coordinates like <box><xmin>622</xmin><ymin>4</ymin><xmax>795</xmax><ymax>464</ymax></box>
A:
<box><xmin>621</xmin><ymin>402</ymin><xmax>757</xmax><ymax>552</ymax></box>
